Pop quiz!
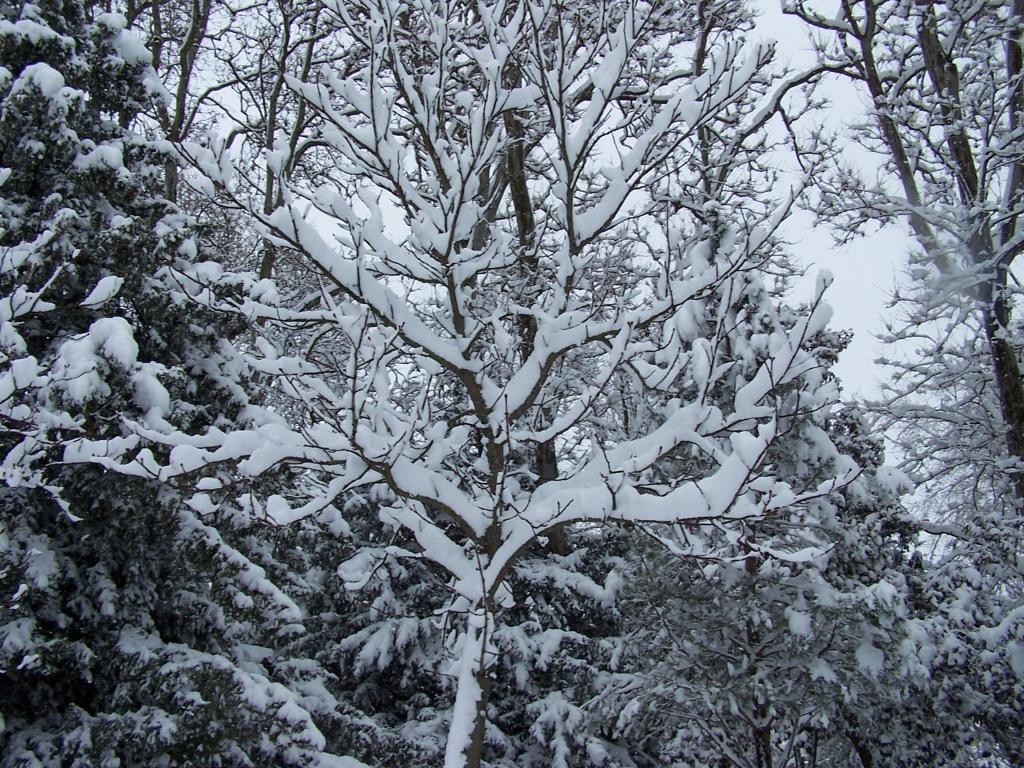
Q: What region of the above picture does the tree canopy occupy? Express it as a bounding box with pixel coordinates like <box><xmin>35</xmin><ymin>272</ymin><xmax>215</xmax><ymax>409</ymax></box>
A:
<box><xmin>1</xmin><ymin>1</ymin><xmax>1021</xmax><ymax>767</ymax></box>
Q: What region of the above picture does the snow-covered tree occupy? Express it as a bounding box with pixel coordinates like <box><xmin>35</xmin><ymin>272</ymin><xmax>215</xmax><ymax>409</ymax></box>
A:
<box><xmin>787</xmin><ymin>1</ymin><xmax>1024</xmax><ymax>761</ymax></box>
<box><xmin>106</xmin><ymin>1</ymin><xmax>863</xmax><ymax>764</ymax></box>
<box><xmin>786</xmin><ymin>0</ymin><xmax>1024</xmax><ymax>491</ymax></box>
<box><xmin>0</xmin><ymin>2</ymin><xmax>361</xmax><ymax>764</ymax></box>
<box><xmin>612</xmin><ymin>401</ymin><xmax>937</xmax><ymax>768</ymax></box>
<box><xmin>520</xmin><ymin>8</ymin><xmax>907</xmax><ymax>763</ymax></box>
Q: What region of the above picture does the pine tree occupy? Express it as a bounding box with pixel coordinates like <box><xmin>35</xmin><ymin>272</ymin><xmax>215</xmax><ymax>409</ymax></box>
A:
<box><xmin>0</xmin><ymin>2</ymin><xmax>358</xmax><ymax>764</ymax></box>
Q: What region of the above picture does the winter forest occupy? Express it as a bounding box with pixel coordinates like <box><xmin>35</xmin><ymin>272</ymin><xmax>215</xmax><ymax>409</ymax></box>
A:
<box><xmin>3</xmin><ymin>0</ymin><xmax>1024</xmax><ymax>765</ymax></box>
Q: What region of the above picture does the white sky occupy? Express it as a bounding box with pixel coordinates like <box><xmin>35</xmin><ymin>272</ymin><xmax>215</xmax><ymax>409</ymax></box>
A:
<box><xmin>752</xmin><ymin>0</ymin><xmax>913</xmax><ymax>398</ymax></box>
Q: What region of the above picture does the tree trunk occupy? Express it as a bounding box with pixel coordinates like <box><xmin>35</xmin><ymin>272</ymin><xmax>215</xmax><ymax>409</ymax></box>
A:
<box><xmin>502</xmin><ymin>74</ymin><xmax>568</xmax><ymax>555</ymax></box>
<box><xmin>914</xmin><ymin>1</ymin><xmax>1024</xmax><ymax>498</ymax></box>
<box><xmin>444</xmin><ymin>605</ymin><xmax>494</xmax><ymax>768</ymax></box>
<box><xmin>753</xmin><ymin>723</ymin><xmax>773</xmax><ymax>768</ymax></box>
<box><xmin>985</xmin><ymin>295</ymin><xmax>1024</xmax><ymax>500</ymax></box>
<box><xmin>846</xmin><ymin>730</ymin><xmax>874</xmax><ymax>768</ymax></box>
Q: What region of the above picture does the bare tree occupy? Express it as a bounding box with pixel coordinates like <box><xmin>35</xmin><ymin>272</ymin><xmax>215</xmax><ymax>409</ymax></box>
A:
<box><xmin>787</xmin><ymin>0</ymin><xmax>1024</xmax><ymax>499</ymax></box>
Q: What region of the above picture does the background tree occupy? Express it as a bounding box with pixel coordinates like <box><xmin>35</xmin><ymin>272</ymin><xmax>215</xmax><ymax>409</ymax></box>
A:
<box><xmin>0</xmin><ymin>2</ymin><xmax>364</xmax><ymax>764</ymax></box>
<box><xmin>786</xmin><ymin>0</ymin><xmax>1024</xmax><ymax>762</ymax></box>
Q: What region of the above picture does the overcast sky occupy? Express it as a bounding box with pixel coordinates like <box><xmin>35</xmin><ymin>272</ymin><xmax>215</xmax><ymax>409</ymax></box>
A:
<box><xmin>751</xmin><ymin>0</ymin><xmax>913</xmax><ymax>399</ymax></box>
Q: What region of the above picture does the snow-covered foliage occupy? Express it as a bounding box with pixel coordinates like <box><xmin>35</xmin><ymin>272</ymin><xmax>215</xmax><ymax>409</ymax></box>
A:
<box><xmin>0</xmin><ymin>2</ymin><xmax>361</xmax><ymax>764</ymax></box>
<box><xmin>608</xmin><ymin>403</ymin><xmax>923</xmax><ymax>768</ymax></box>
<box><xmin>107</xmin><ymin>0</ymin><xmax>860</xmax><ymax>763</ymax></box>
<box><xmin>2</xmin><ymin>0</ymin><xmax>1019</xmax><ymax>765</ymax></box>
<box><xmin>788</xmin><ymin>1</ymin><xmax>1024</xmax><ymax>762</ymax></box>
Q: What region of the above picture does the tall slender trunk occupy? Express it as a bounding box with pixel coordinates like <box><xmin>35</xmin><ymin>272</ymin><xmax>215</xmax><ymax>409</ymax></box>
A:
<box><xmin>753</xmin><ymin>721</ymin><xmax>774</xmax><ymax>768</ymax></box>
<box><xmin>984</xmin><ymin>285</ymin><xmax>1024</xmax><ymax>499</ymax></box>
<box><xmin>847</xmin><ymin>0</ymin><xmax>1024</xmax><ymax>499</ymax></box>
<box><xmin>503</xmin><ymin>66</ymin><xmax>567</xmax><ymax>554</ymax></box>
<box><xmin>149</xmin><ymin>0</ymin><xmax>210</xmax><ymax>203</ymax></box>
<box><xmin>846</xmin><ymin>730</ymin><xmax>874</xmax><ymax>768</ymax></box>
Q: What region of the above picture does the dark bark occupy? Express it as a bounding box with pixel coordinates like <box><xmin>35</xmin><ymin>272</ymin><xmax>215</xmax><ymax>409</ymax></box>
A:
<box><xmin>503</xmin><ymin>74</ymin><xmax>568</xmax><ymax>555</ymax></box>
<box><xmin>846</xmin><ymin>729</ymin><xmax>875</xmax><ymax>768</ymax></box>
<box><xmin>915</xmin><ymin>1</ymin><xmax>1024</xmax><ymax>498</ymax></box>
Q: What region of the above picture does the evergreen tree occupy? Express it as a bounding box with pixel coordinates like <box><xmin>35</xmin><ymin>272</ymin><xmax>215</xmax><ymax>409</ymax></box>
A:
<box><xmin>0</xmin><ymin>2</ymin><xmax>358</xmax><ymax>764</ymax></box>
